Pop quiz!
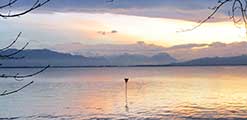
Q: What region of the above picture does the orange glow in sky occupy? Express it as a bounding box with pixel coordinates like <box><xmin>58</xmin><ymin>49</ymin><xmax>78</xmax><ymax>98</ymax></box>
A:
<box><xmin>18</xmin><ymin>12</ymin><xmax>247</xmax><ymax>47</ymax></box>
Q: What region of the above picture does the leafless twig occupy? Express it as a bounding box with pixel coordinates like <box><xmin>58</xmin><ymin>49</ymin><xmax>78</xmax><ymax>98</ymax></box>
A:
<box><xmin>0</xmin><ymin>32</ymin><xmax>22</xmax><ymax>52</ymax></box>
<box><xmin>0</xmin><ymin>0</ymin><xmax>18</xmax><ymax>9</ymax></box>
<box><xmin>0</xmin><ymin>0</ymin><xmax>51</xmax><ymax>96</ymax></box>
<box><xmin>0</xmin><ymin>81</ymin><xmax>33</xmax><ymax>96</ymax></box>
<box><xmin>0</xmin><ymin>65</ymin><xmax>50</xmax><ymax>79</ymax></box>
<box><xmin>0</xmin><ymin>65</ymin><xmax>50</xmax><ymax>96</ymax></box>
<box><xmin>0</xmin><ymin>0</ymin><xmax>50</xmax><ymax>18</ymax></box>
<box><xmin>178</xmin><ymin>0</ymin><xmax>247</xmax><ymax>36</ymax></box>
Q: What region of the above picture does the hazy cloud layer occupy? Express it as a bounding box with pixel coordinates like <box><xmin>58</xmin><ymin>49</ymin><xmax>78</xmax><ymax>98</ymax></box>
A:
<box><xmin>1</xmin><ymin>0</ymin><xmax>229</xmax><ymax>21</ymax></box>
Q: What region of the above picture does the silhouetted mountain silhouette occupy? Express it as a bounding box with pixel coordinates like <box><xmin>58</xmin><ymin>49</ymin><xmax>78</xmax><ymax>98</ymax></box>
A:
<box><xmin>0</xmin><ymin>49</ymin><xmax>176</xmax><ymax>67</ymax></box>
<box><xmin>174</xmin><ymin>55</ymin><xmax>247</xmax><ymax>66</ymax></box>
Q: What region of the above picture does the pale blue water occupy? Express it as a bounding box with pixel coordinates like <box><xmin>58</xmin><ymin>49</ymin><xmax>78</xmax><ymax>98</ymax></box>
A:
<box><xmin>1</xmin><ymin>67</ymin><xmax>247</xmax><ymax>120</ymax></box>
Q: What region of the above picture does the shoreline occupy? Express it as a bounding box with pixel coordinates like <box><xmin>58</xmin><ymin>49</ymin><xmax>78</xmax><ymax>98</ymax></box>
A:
<box><xmin>1</xmin><ymin>64</ymin><xmax>247</xmax><ymax>69</ymax></box>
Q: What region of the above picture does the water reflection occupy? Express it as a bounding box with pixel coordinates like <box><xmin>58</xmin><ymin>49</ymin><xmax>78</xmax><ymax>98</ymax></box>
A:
<box><xmin>1</xmin><ymin>67</ymin><xmax>247</xmax><ymax>119</ymax></box>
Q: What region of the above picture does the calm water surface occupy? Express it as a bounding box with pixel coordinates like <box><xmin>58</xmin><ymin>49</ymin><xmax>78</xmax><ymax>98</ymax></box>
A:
<box><xmin>1</xmin><ymin>67</ymin><xmax>247</xmax><ymax>120</ymax></box>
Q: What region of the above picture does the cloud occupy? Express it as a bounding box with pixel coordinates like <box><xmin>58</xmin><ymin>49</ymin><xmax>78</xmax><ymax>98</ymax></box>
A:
<box><xmin>97</xmin><ymin>30</ymin><xmax>118</xmax><ymax>35</ymax></box>
<box><xmin>5</xmin><ymin>0</ymin><xmax>228</xmax><ymax>21</ymax></box>
<box><xmin>111</xmin><ymin>30</ymin><xmax>117</xmax><ymax>33</ymax></box>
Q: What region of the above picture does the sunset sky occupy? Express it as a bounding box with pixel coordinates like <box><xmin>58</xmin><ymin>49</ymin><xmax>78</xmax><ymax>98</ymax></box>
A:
<box><xmin>0</xmin><ymin>0</ymin><xmax>246</xmax><ymax>58</ymax></box>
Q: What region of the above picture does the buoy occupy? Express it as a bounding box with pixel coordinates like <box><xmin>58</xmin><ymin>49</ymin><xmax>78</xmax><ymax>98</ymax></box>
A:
<box><xmin>124</xmin><ymin>78</ymin><xmax>129</xmax><ymax>110</ymax></box>
<box><xmin>124</xmin><ymin>78</ymin><xmax>129</xmax><ymax>83</ymax></box>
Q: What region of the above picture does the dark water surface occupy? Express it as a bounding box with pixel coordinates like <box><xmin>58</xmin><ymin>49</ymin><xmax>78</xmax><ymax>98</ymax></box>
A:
<box><xmin>1</xmin><ymin>66</ymin><xmax>247</xmax><ymax>120</ymax></box>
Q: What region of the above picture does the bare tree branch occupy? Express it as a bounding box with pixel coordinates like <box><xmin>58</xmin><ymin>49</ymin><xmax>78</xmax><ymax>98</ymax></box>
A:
<box><xmin>106</xmin><ymin>0</ymin><xmax>114</xmax><ymax>3</ymax></box>
<box><xmin>0</xmin><ymin>32</ymin><xmax>28</xmax><ymax>60</ymax></box>
<box><xmin>0</xmin><ymin>0</ymin><xmax>18</xmax><ymax>9</ymax></box>
<box><xmin>178</xmin><ymin>0</ymin><xmax>247</xmax><ymax>36</ymax></box>
<box><xmin>0</xmin><ymin>42</ymin><xmax>29</xmax><ymax>59</ymax></box>
<box><xmin>0</xmin><ymin>65</ymin><xmax>49</xmax><ymax>97</ymax></box>
<box><xmin>0</xmin><ymin>0</ymin><xmax>51</xmax><ymax>97</ymax></box>
<box><xmin>0</xmin><ymin>32</ymin><xmax>22</xmax><ymax>52</ymax></box>
<box><xmin>178</xmin><ymin>0</ymin><xmax>231</xmax><ymax>32</ymax></box>
<box><xmin>0</xmin><ymin>65</ymin><xmax>50</xmax><ymax>79</ymax></box>
<box><xmin>0</xmin><ymin>65</ymin><xmax>50</xmax><ymax>96</ymax></box>
<box><xmin>0</xmin><ymin>81</ymin><xmax>33</xmax><ymax>96</ymax></box>
<box><xmin>0</xmin><ymin>0</ymin><xmax>50</xmax><ymax>18</ymax></box>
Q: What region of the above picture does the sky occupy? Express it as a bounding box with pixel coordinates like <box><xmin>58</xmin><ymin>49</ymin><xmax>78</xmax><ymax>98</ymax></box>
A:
<box><xmin>1</xmin><ymin>0</ymin><xmax>247</xmax><ymax>59</ymax></box>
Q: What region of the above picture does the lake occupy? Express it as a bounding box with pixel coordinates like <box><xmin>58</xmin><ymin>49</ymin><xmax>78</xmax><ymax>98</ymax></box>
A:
<box><xmin>1</xmin><ymin>66</ymin><xmax>247</xmax><ymax>120</ymax></box>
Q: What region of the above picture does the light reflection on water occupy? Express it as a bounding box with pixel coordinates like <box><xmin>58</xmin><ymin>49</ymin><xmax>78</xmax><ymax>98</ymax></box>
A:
<box><xmin>1</xmin><ymin>67</ymin><xmax>247</xmax><ymax>119</ymax></box>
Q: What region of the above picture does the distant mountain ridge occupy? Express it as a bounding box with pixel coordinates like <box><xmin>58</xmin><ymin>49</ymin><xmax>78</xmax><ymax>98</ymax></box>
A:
<box><xmin>106</xmin><ymin>53</ymin><xmax>176</xmax><ymax>66</ymax></box>
<box><xmin>173</xmin><ymin>55</ymin><xmax>247</xmax><ymax>66</ymax></box>
<box><xmin>0</xmin><ymin>49</ymin><xmax>176</xmax><ymax>67</ymax></box>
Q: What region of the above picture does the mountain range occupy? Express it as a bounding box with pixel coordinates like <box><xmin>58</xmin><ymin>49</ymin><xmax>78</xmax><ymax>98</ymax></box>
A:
<box><xmin>0</xmin><ymin>49</ymin><xmax>176</xmax><ymax>67</ymax></box>
<box><xmin>2</xmin><ymin>49</ymin><xmax>247</xmax><ymax>67</ymax></box>
<box><xmin>173</xmin><ymin>55</ymin><xmax>247</xmax><ymax>66</ymax></box>
<box><xmin>54</xmin><ymin>41</ymin><xmax>247</xmax><ymax>61</ymax></box>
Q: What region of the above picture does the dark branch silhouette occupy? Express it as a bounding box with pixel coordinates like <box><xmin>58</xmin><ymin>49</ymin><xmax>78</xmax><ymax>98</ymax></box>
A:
<box><xmin>0</xmin><ymin>0</ymin><xmax>50</xmax><ymax>18</ymax></box>
<box><xmin>0</xmin><ymin>65</ymin><xmax>49</xmax><ymax>79</ymax></box>
<box><xmin>0</xmin><ymin>81</ymin><xmax>33</xmax><ymax>96</ymax></box>
<box><xmin>0</xmin><ymin>0</ymin><xmax>50</xmax><ymax>96</ymax></box>
<box><xmin>0</xmin><ymin>32</ymin><xmax>22</xmax><ymax>52</ymax></box>
<box><xmin>179</xmin><ymin>0</ymin><xmax>247</xmax><ymax>35</ymax></box>
<box><xmin>0</xmin><ymin>42</ymin><xmax>29</xmax><ymax>60</ymax></box>
<box><xmin>181</xmin><ymin>0</ymin><xmax>230</xmax><ymax>32</ymax></box>
<box><xmin>0</xmin><ymin>32</ymin><xmax>27</xmax><ymax>60</ymax></box>
<box><xmin>0</xmin><ymin>66</ymin><xmax>49</xmax><ymax>97</ymax></box>
<box><xmin>106</xmin><ymin>0</ymin><xmax>114</xmax><ymax>3</ymax></box>
<box><xmin>0</xmin><ymin>0</ymin><xmax>18</xmax><ymax>9</ymax></box>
